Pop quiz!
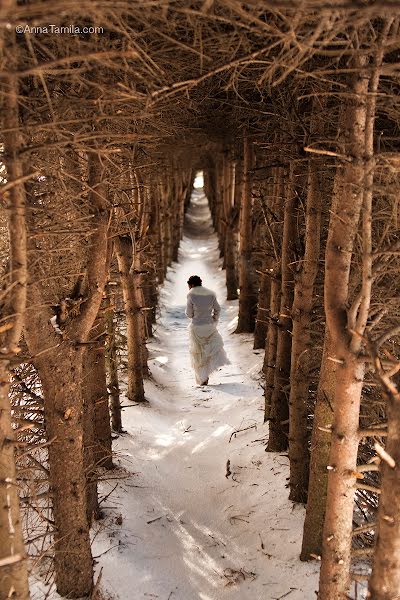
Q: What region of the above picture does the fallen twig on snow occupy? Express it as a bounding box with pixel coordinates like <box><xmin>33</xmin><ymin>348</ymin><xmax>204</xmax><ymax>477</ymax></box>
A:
<box><xmin>229</xmin><ymin>423</ymin><xmax>257</xmax><ymax>442</ymax></box>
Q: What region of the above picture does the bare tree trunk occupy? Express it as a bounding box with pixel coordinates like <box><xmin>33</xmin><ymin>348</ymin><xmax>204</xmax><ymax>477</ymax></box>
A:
<box><xmin>133</xmin><ymin>248</ymin><xmax>149</xmax><ymax>375</ymax></box>
<box><xmin>105</xmin><ymin>285</ymin><xmax>122</xmax><ymax>432</ymax></box>
<box><xmin>318</xmin><ymin>57</ymin><xmax>371</xmax><ymax>600</ymax></box>
<box><xmin>224</xmin><ymin>156</ymin><xmax>238</xmax><ymax>300</ymax></box>
<box><xmin>364</xmin><ymin>21</ymin><xmax>396</xmax><ymax>600</ymax></box>
<box><xmin>267</xmin><ymin>164</ymin><xmax>298</xmax><ymax>452</ymax></box>
<box><xmin>254</xmin><ymin>264</ymin><xmax>271</xmax><ymax>350</ymax></box>
<box><xmin>263</xmin><ymin>167</ymin><xmax>283</xmax><ymax>422</ymax></box>
<box><xmin>160</xmin><ymin>182</ymin><xmax>173</xmax><ymax>277</ymax></box>
<box><xmin>254</xmin><ymin>169</ymin><xmax>275</xmax><ymax>350</ymax></box>
<box><xmin>289</xmin><ymin>108</ymin><xmax>324</xmax><ymax>502</ymax></box>
<box><xmin>34</xmin><ymin>344</ymin><xmax>94</xmax><ymax>597</ymax></box>
<box><xmin>115</xmin><ymin>236</ymin><xmax>145</xmax><ymax>403</ymax></box>
<box><xmin>368</xmin><ymin>371</ymin><xmax>400</xmax><ymax>599</ymax></box>
<box><xmin>25</xmin><ymin>151</ymin><xmax>110</xmax><ymax>597</ymax></box>
<box><xmin>263</xmin><ymin>274</ymin><xmax>280</xmax><ymax>421</ymax></box>
<box><xmin>82</xmin><ymin>348</ymin><xmax>99</xmax><ymax>524</ymax></box>
<box><xmin>172</xmin><ymin>171</ymin><xmax>191</xmax><ymax>262</ymax></box>
<box><xmin>148</xmin><ymin>184</ymin><xmax>160</xmax><ymax>328</ymax></box>
<box><xmin>84</xmin><ymin>316</ymin><xmax>113</xmax><ymax>470</ymax></box>
<box><xmin>0</xmin><ymin>65</ymin><xmax>31</xmax><ymax>600</ymax></box>
<box><xmin>301</xmin><ymin>332</ymin><xmax>336</xmax><ymax>559</ymax></box>
<box><xmin>236</xmin><ymin>133</ymin><xmax>257</xmax><ymax>333</ymax></box>
<box><xmin>132</xmin><ymin>174</ymin><xmax>150</xmax><ymax>375</ymax></box>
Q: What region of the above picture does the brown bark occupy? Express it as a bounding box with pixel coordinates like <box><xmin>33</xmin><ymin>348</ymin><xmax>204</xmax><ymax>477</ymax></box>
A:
<box><xmin>263</xmin><ymin>275</ymin><xmax>280</xmax><ymax>422</ymax></box>
<box><xmin>288</xmin><ymin>105</ymin><xmax>324</xmax><ymax>502</ymax></box>
<box><xmin>105</xmin><ymin>286</ymin><xmax>122</xmax><ymax>432</ymax></box>
<box><xmin>263</xmin><ymin>167</ymin><xmax>283</xmax><ymax>422</ymax></box>
<box><xmin>115</xmin><ymin>236</ymin><xmax>145</xmax><ymax>403</ymax></box>
<box><xmin>0</xmin><ymin>64</ymin><xmax>31</xmax><ymax>600</ymax></box>
<box><xmin>82</xmin><ymin>349</ymin><xmax>99</xmax><ymax>524</ymax></box>
<box><xmin>254</xmin><ymin>169</ymin><xmax>275</xmax><ymax>350</ymax></box>
<box><xmin>253</xmin><ymin>264</ymin><xmax>271</xmax><ymax>350</ymax></box>
<box><xmin>134</xmin><ymin>247</ymin><xmax>149</xmax><ymax>375</ymax></box>
<box><xmin>131</xmin><ymin>174</ymin><xmax>150</xmax><ymax>375</ymax></box>
<box><xmin>172</xmin><ymin>172</ymin><xmax>191</xmax><ymax>263</ymax></box>
<box><xmin>147</xmin><ymin>183</ymin><xmax>160</xmax><ymax>329</ymax></box>
<box><xmin>24</xmin><ymin>151</ymin><xmax>110</xmax><ymax>597</ymax></box>
<box><xmin>224</xmin><ymin>155</ymin><xmax>238</xmax><ymax>301</ymax></box>
<box><xmin>84</xmin><ymin>316</ymin><xmax>113</xmax><ymax>470</ymax></box>
<box><xmin>318</xmin><ymin>58</ymin><xmax>370</xmax><ymax>600</ymax></box>
<box><xmin>267</xmin><ymin>164</ymin><xmax>298</xmax><ymax>452</ymax></box>
<box><xmin>364</xmin><ymin>21</ymin><xmax>396</xmax><ymax>600</ymax></box>
<box><xmin>159</xmin><ymin>181</ymin><xmax>172</xmax><ymax>278</ymax></box>
<box><xmin>34</xmin><ymin>344</ymin><xmax>94</xmax><ymax>597</ymax></box>
<box><xmin>236</xmin><ymin>133</ymin><xmax>257</xmax><ymax>333</ymax></box>
<box><xmin>368</xmin><ymin>374</ymin><xmax>400</xmax><ymax>599</ymax></box>
<box><xmin>300</xmin><ymin>332</ymin><xmax>336</xmax><ymax>560</ymax></box>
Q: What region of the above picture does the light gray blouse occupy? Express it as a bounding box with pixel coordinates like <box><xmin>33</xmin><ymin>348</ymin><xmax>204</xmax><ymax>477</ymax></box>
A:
<box><xmin>185</xmin><ymin>286</ymin><xmax>221</xmax><ymax>326</ymax></box>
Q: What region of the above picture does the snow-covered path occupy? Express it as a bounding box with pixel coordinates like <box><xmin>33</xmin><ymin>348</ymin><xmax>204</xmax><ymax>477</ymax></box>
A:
<box><xmin>93</xmin><ymin>192</ymin><xmax>320</xmax><ymax>600</ymax></box>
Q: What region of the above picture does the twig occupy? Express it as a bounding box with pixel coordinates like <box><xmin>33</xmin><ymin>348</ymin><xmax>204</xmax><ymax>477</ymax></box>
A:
<box><xmin>229</xmin><ymin>423</ymin><xmax>257</xmax><ymax>443</ymax></box>
<box><xmin>147</xmin><ymin>515</ymin><xmax>163</xmax><ymax>524</ymax></box>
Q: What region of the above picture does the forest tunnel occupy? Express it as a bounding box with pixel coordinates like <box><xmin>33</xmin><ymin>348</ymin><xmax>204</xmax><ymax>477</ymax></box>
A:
<box><xmin>1</xmin><ymin>2</ymin><xmax>400</xmax><ymax>600</ymax></box>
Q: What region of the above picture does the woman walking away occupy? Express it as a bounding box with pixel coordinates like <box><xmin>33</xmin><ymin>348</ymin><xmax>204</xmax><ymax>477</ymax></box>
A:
<box><xmin>185</xmin><ymin>275</ymin><xmax>230</xmax><ymax>386</ymax></box>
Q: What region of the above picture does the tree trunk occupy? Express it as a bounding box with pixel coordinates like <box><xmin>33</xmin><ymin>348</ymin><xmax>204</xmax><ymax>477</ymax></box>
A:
<box><xmin>267</xmin><ymin>164</ymin><xmax>298</xmax><ymax>452</ymax></box>
<box><xmin>0</xmin><ymin>57</ymin><xmax>31</xmax><ymax>600</ymax></box>
<box><xmin>24</xmin><ymin>150</ymin><xmax>110</xmax><ymax>597</ymax></box>
<box><xmin>133</xmin><ymin>247</ymin><xmax>149</xmax><ymax>376</ymax></box>
<box><xmin>35</xmin><ymin>344</ymin><xmax>94</xmax><ymax>597</ymax></box>
<box><xmin>105</xmin><ymin>286</ymin><xmax>122</xmax><ymax>432</ymax></box>
<box><xmin>115</xmin><ymin>236</ymin><xmax>145</xmax><ymax>403</ymax></box>
<box><xmin>288</xmin><ymin>119</ymin><xmax>324</xmax><ymax>502</ymax></box>
<box><xmin>254</xmin><ymin>169</ymin><xmax>275</xmax><ymax>350</ymax></box>
<box><xmin>253</xmin><ymin>263</ymin><xmax>271</xmax><ymax>350</ymax></box>
<box><xmin>368</xmin><ymin>377</ymin><xmax>400</xmax><ymax>599</ymax></box>
<box><xmin>318</xmin><ymin>57</ymin><xmax>370</xmax><ymax>600</ymax></box>
<box><xmin>263</xmin><ymin>167</ymin><xmax>283</xmax><ymax>422</ymax></box>
<box><xmin>84</xmin><ymin>317</ymin><xmax>113</xmax><ymax>470</ymax></box>
<box><xmin>263</xmin><ymin>274</ymin><xmax>280</xmax><ymax>422</ymax></box>
<box><xmin>236</xmin><ymin>133</ymin><xmax>257</xmax><ymax>333</ymax></box>
<box><xmin>82</xmin><ymin>351</ymin><xmax>99</xmax><ymax>524</ymax></box>
<box><xmin>224</xmin><ymin>157</ymin><xmax>238</xmax><ymax>301</ymax></box>
<box><xmin>301</xmin><ymin>332</ymin><xmax>336</xmax><ymax>559</ymax></box>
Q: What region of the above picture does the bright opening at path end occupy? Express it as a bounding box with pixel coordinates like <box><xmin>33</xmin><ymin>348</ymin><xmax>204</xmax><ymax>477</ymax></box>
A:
<box><xmin>193</xmin><ymin>171</ymin><xmax>204</xmax><ymax>189</ymax></box>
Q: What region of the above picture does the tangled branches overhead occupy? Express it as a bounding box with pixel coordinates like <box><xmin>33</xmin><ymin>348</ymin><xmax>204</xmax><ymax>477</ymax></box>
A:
<box><xmin>2</xmin><ymin>0</ymin><xmax>399</xmax><ymax>168</ymax></box>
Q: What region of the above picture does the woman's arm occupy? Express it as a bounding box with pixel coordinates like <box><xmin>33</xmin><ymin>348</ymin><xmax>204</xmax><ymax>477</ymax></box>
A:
<box><xmin>212</xmin><ymin>295</ymin><xmax>221</xmax><ymax>322</ymax></box>
<box><xmin>186</xmin><ymin>295</ymin><xmax>194</xmax><ymax>318</ymax></box>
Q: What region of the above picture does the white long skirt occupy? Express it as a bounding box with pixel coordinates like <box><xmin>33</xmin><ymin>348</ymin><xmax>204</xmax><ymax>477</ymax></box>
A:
<box><xmin>188</xmin><ymin>322</ymin><xmax>230</xmax><ymax>385</ymax></box>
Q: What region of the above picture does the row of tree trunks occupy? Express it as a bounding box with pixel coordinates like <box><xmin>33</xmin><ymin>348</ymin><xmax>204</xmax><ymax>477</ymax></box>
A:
<box><xmin>204</xmin><ymin>155</ymin><xmax>240</xmax><ymax>302</ymax></box>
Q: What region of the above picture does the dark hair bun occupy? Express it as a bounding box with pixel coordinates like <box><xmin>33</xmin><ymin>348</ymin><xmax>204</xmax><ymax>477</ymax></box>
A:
<box><xmin>187</xmin><ymin>275</ymin><xmax>202</xmax><ymax>287</ymax></box>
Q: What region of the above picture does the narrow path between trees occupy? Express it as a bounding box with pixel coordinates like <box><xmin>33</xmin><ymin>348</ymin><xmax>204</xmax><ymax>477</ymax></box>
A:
<box><xmin>92</xmin><ymin>191</ymin><xmax>320</xmax><ymax>600</ymax></box>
